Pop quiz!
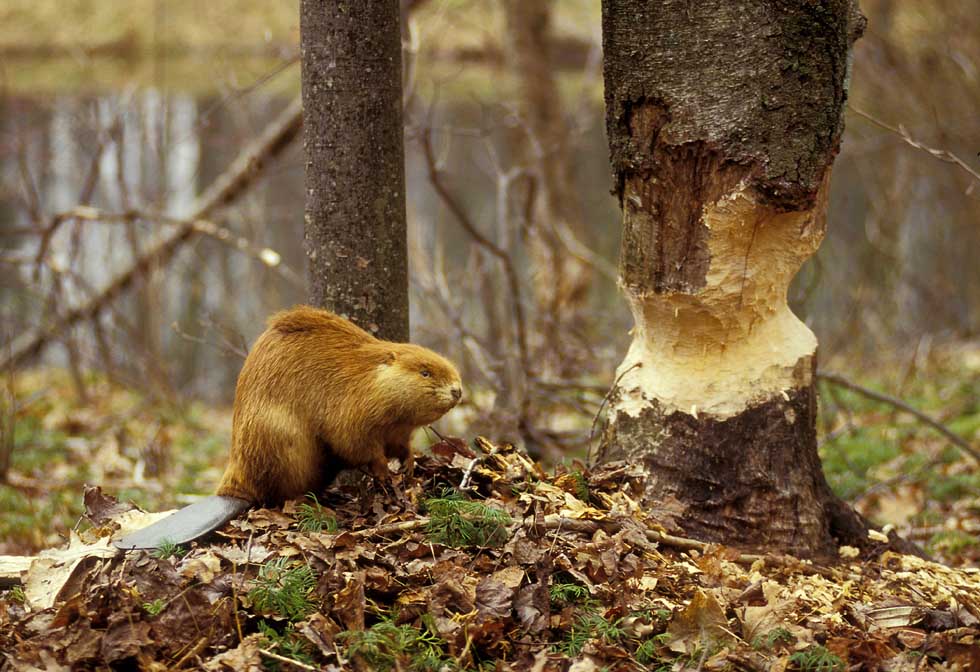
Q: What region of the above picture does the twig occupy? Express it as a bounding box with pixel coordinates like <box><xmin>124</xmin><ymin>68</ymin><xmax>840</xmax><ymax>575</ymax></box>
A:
<box><xmin>258</xmin><ymin>648</ymin><xmax>316</xmax><ymax>671</ymax></box>
<box><xmin>2</xmin><ymin>97</ymin><xmax>303</xmax><ymax>371</ymax></box>
<box><xmin>539</xmin><ymin>515</ymin><xmax>841</xmax><ymax>575</ymax></box>
<box><xmin>818</xmin><ymin>370</ymin><xmax>979</xmax><ymax>464</ymax></box>
<box><xmin>587</xmin><ymin>362</ymin><xmax>641</xmax><ymax>464</ymax></box>
<box><xmin>459</xmin><ymin>442</ymin><xmax>499</xmax><ymax>491</ymax></box>
<box><xmin>351</xmin><ymin>519</ymin><xmax>429</xmax><ymax>538</ymax></box>
<box><xmin>173</xmin><ymin>636</ymin><xmax>209</xmax><ymax>670</ymax></box>
<box><xmin>32</xmin><ymin>207</ymin><xmax>303</xmax><ymax>288</ymax></box>
<box><xmin>171</xmin><ymin>321</ymin><xmax>248</xmax><ymax>361</ymax></box>
<box><xmin>850</xmin><ymin>106</ymin><xmax>980</xmax><ymax>185</ymax></box>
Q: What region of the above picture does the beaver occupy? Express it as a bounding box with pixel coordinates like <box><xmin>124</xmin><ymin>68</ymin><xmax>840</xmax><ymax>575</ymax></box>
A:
<box><xmin>216</xmin><ymin>305</ymin><xmax>463</xmax><ymax>504</ymax></box>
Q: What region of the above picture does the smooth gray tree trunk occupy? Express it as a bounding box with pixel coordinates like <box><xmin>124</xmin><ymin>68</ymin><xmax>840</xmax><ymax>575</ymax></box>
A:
<box><xmin>598</xmin><ymin>0</ymin><xmax>870</xmax><ymax>558</ymax></box>
<box><xmin>300</xmin><ymin>0</ymin><xmax>409</xmax><ymax>341</ymax></box>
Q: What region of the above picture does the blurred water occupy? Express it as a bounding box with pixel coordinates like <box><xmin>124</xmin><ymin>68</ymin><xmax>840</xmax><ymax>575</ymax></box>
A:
<box><xmin>1</xmin><ymin>63</ymin><xmax>977</xmax><ymax>401</ymax></box>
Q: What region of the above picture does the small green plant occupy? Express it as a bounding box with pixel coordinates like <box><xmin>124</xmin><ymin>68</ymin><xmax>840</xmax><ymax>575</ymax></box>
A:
<box><xmin>635</xmin><ymin>633</ymin><xmax>673</xmax><ymax>665</ymax></box>
<box><xmin>569</xmin><ymin>470</ymin><xmax>590</xmax><ymax>503</ymax></box>
<box><xmin>152</xmin><ymin>539</ymin><xmax>186</xmax><ymax>559</ymax></box>
<box><xmin>635</xmin><ymin>638</ymin><xmax>659</xmax><ymax>665</ymax></box>
<box><xmin>557</xmin><ymin>611</ymin><xmax>624</xmax><ymax>657</ymax></box>
<box><xmin>549</xmin><ymin>580</ymin><xmax>590</xmax><ymax>605</ymax></box>
<box><xmin>423</xmin><ymin>489</ymin><xmax>511</xmax><ymax>548</ymax></box>
<box><xmin>8</xmin><ymin>585</ymin><xmax>26</xmax><ymax>604</ymax></box>
<box><xmin>338</xmin><ymin>617</ymin><xmax>450</xmax><ymax>672</ymax></box>
<box><xmin>248</xmin><ymin>557</ymin><xmax>317</xmax><ymax>621</ymax></box>
<box><xmin>297</xmin><ymin>493</ymin><xmax>338</xmax><ymax>533</ymax></box>
<box><xmin>752</xmin><ymin>626</ymin><xmax>794</xmax><ymax>650</ymax></box>
<box><xmin>142</xmin><ymin>598</ymin><xmax>166</xmax><ymax>616</ymax></box>
<box><xmin>790</xmin><ymin>645</ymin><xmax>845</xmax><ymax>672</ymax></box>
<box><xmin>258</xmin><ymin>621</ymin><xmax>315</xmax><ymax>670</ymax></box>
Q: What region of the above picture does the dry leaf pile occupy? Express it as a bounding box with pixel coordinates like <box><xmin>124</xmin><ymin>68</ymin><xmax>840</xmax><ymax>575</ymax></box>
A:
<box><xmin>1</xmin><ymin>437</ymin><xmax>978</xmax><ymax>671</ymax></box>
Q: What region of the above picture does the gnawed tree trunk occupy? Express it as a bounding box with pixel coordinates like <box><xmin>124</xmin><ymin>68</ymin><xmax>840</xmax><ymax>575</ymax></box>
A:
<box><xmin>301</xmin><ymin>0</ymin><xmax>409</xmax><ymax>341</ymax></box>
<box><xmin>597</xmin><ymin>0</ymin><xmax>867</xmax><ymax>558</ymax></box>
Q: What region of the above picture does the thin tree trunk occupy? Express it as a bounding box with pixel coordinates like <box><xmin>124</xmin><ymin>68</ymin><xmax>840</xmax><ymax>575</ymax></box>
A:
<box><xmin>597</xmin><ymin>0</ymin><xmax>867</xmax><ymax>558</ymax></box>
<box><xmin>503</xmin><ymin>0</ymin><xmax>592</xmax><ymax>375</ymax></box>
<box><xmin>300</xmin><ymin>0</ymin><xmax>409</xmax><ymax>341</ymax></box>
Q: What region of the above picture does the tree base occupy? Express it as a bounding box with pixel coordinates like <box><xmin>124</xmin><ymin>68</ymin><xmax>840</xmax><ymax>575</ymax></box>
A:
<box><xmin>599</xmin><ymin>383</ymin><xmax>906</xmax><ymax>560</ymax></box>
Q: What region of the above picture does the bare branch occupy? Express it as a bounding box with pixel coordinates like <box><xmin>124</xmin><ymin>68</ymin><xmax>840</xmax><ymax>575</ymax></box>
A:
<box><xmin>850</xmin><ymin>106</ymin><xmax>980</xmax><ymax>186</ymax></box>
<box><xmin>818</xmin><ymin>370</ymin><xmax>980</xmax><ymax>464</ymax></box>
<box><xmin>419</xmin><ymin>127</ymin><xmax>532</xmax><ymax>385</ymax></box>
<box><xmin>35</xmin><ymin>207</ymin><xmax>303</xmax><ymax>289</ymax></box>
<box><xmin>2</xmin><ymin>97</ymin><xmax>303</xmax><ymax>371</ymax></box>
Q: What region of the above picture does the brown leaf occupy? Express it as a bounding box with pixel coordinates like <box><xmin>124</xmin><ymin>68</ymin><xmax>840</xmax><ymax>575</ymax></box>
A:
<box><xmin>101</xmin><ymin>613</ymin><xmax>152</xmax><ymax>663</ymax></box>
<box><xmin>514</xmin><ymin>581</ymin><xmax>550</xmax><ymax>634</ymax></box>
<box><xmin>826</xmin><ymin>636</ymin><xmax>898</xmax><ymax>667</ymax></box>
<box><xmin>298</xmin><ymin>613</ymin><xmax>342</xmax><ymax>656</ymax></box>
<box><xmin>429</xmin><ymin>437</ymin><xmax>474</xmax><ymax>460</ymax></box>
<box><xmin>430</xmin><ymin>575</ymin><xmax>477</xmax><ymax>616</ymax></box>
<box><xmin>83</xmin><ymin>486</ymin><xmax>136</xmax><ymax>525</ymax></box>
<box><xmin>476</xmin><ymin>577</ymin><xmax>514</xmax><ymax>619</ymax></box>
<box><xmin>666</xmin><ymin>589</ymin><xmax>732</xmax><ymax>654</ymax></box>
<box><xmin>332</xmin><ymin>572</ymin><xmax>365</xmax><ymax>631</ymax></box>
<box><xmin>180</xmin><ymin>551</ymin><xmax>222</xmax><ymax>583</ymax></box>
<box><xmin>203</xmin><ymin>633</ymin><xmax>265</xmax><ymax>671</ymax></box>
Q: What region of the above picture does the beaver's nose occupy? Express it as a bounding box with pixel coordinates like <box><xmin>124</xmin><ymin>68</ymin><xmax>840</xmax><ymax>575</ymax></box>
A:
<box><xmin>451</xmin><ymin>387</ymin><xmax>462</xmax><ymax>401</ymax></box>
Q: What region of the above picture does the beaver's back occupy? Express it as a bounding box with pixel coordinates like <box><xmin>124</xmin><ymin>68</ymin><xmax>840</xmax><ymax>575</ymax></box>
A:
<box><xmin>242</xmin><ymin>306</ymin><xmax>385</xmax><ymax>408</ymax></box>
<box><xmin>218</xmin><ymin>306</ymin><xmax>461</xmax><ymax>504</ymax></box>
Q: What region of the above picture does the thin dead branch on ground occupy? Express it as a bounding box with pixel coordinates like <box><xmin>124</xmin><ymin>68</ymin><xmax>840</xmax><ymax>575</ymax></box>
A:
<box><xmin>818</xmin><ymin>370</ymin><xmax>979</xmax><ymax>464</ymax></box>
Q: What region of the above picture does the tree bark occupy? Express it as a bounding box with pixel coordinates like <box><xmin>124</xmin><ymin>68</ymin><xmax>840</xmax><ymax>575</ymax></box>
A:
<box><xmin>300</xmin><ymin>0</ymin><xmax>409</xmax><ymax>341</ymax></box>
<box><xmin>597</xmin><ymin>0</ymin><xmax>867</xmax><ymax>558</ymax></box>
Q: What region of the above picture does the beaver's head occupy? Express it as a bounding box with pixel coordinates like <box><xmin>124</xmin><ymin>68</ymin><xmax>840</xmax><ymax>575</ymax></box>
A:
<box><xmin>380</xmin><ymin>344</ymin><xmax>462</xmax><ymax>424</ymax></box>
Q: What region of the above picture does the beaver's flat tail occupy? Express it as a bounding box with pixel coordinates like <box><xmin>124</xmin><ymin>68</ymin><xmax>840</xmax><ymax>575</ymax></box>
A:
<box><xmin>114</xmin><ymin>496</ymin><xmax>250</xmax><ymax>550</ymax></box>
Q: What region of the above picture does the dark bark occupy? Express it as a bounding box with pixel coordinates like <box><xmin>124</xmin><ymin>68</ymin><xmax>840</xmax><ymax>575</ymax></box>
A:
<box><xmin>300</xmin><ymin>0</ymin><xmax>409</xmax><ymax>341</ymax></box>
<box><xmin>602</xmin><ymin>0</ymin><xmax>866</xmax><ymax>214</ymax></box>
<box><xmin>601</xmin><ymin>369</ymin><xmax>864</xmax><ymax>557</ymax></box>
<box><xmin>599</xmin><ymin>0</ymin><xmax>870</xmax><ymax>559</ymax></box>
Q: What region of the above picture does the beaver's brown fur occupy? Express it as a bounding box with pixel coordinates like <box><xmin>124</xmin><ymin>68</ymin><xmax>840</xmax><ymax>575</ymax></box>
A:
<box><xmin>216</xmin><ymin>306</ymin><xmax>462</xmax><ymax>504</ymax></box>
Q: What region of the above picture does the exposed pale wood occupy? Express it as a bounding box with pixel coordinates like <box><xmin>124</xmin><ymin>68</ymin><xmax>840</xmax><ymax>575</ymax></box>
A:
<box><xmin>598</xmin><ymin>0</ymin><xmax>870</xmax><ymax>558</ymax></box>
<box><xmin>0</xmin><ymin>555</ymin><xmax>33</xmax><ymax>587</ymax></box>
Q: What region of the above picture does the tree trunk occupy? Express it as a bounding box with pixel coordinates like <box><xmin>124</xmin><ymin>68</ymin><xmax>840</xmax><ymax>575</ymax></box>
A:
<box><xmin>597</xmin><ymin>0</ymin><xmax>866</xmax><ymax>558</ymax></box>
<box><xmin>300</xmin><ymin>0</ymin><xmax>409</xmax><ymax>341</ymax></box>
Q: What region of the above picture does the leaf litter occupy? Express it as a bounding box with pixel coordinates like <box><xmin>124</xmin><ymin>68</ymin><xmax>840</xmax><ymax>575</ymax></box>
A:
<box><xmin>1</xmin><ymin>437</ymin><xmax>978</xmax><ymax>671</ymax></box>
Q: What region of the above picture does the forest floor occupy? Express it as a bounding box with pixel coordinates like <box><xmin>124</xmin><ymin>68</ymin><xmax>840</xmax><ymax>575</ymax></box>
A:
<box><xmin>0</xmin><ymin>345</ymin><xmax>978</xmax><ymax>670</ymax></box>
<box><xmin>0</xmin><ymin>436</ymin><xmax>978</xmax><ymax>670</ymax></box>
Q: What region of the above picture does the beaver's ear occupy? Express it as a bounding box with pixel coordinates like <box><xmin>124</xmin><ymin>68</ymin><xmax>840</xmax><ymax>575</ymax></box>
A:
<box><xmin>384</xmin><ymin>351</ymin><xmax>397</xmax><ymax>365</ymax></box>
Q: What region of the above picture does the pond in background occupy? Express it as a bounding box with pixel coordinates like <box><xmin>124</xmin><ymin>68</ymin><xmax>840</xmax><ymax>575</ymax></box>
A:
<box><xmin>1</xmin><ymin>58</ymin><xmax>976</xmax><ymax>402</ymax></box>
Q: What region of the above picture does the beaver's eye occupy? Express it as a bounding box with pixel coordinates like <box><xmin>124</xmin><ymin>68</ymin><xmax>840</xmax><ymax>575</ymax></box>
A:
<box><xmin>420</xmin><ymin>369</ymin><xmax>431</xmax><ymax>378</ymax></box>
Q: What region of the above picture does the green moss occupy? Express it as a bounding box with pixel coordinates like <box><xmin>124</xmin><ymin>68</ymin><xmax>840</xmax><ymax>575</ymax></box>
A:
<box><xmin>819</xmin><ymin>428</ymin><xmax>901</xmax><ymax>500</ymax></box>
<box><xmin>338</xmin><ymin>617</ymin><xmax>452</xmax><ymax>672</ymax></box>
<box><xmin>927</xmin><ymin>530</ymin><xmax>978</xmax><ymax>556</ymax></box>
<box><xmin>790</xmin><ymin>645</ymin><xmax>845</xmax><ymax>672</ymax></box>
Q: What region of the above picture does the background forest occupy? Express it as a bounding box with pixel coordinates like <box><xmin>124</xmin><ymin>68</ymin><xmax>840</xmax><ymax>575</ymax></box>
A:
<box><xmin>0</xmin><ymin>0</ymin><xmax>977</xmax><ymax>567</ymax></box>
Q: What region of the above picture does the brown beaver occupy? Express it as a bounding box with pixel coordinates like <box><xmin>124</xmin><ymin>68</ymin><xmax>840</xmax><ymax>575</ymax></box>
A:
<box><xmin>216</xmin><ymin>305</ymin><xmax>462</xmax><ymax>504</ymax></box>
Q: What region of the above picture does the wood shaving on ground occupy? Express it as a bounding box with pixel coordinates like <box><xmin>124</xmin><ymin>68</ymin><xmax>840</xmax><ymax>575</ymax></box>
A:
<box><xmin>1</xmin><ymin>437</ymin><xmax>977</xmax><ymax>671</ymax></box>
